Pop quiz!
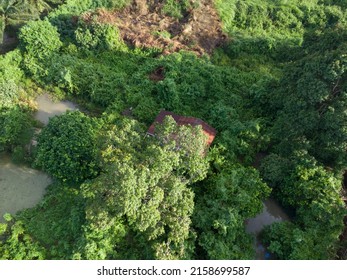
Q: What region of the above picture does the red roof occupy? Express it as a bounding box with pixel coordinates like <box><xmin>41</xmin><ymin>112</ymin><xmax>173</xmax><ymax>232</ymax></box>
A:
<box><xmin>147</xmin><ymin>111</ymin><xmax>217</xmax><ymax>146</ymax></box>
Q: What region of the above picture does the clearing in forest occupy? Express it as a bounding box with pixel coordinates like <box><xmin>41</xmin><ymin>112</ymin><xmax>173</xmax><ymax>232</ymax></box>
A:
<box><xmin>81</xmin><ymin>0</ymin><xmax>227</xmax><ymax>55</ymax></box>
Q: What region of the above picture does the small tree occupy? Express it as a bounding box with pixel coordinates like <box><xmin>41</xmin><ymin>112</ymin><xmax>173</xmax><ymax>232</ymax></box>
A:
<box><xmin>34</xmin><ymin>111</ymin><xmax>101</xmax><ymax>183</ymax></box>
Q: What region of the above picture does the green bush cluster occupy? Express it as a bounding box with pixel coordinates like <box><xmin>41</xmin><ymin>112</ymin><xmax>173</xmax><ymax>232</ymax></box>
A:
<box><xmin>34</xmin><ymin>111</ymin><xmax>101</xmax><ymax>183</ymax></box>
<box><xmin>162</xmin><ymin>0</ymin><xmax>199</xmax><ymax>19</ymax></box>
<box><xmin>74</xmin><ymin>19</ymin><xmax>126</xmax><ymax>51</ymax></box>
<box><xmin>260</xmin><ymin>153</ymin><xmax>346</xmax><ymax>259</ymax></box>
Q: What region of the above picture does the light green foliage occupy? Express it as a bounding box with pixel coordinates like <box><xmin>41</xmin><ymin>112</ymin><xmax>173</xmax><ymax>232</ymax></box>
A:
<box><xmin>0</xmin><ymin>216</ymin><xmax>46</xmax><ymax>260</ymax></box>
<box><xmin>19</xmin><ymin>19</ymin><xmax>62</xmax><ymax>59</ymax></box>
<box><xmin>81</xmin><ymin>116</ymin><xmax>209</xmax><ymax>259</ymax></box>
<box><xmin>2</xmin><ymin>0</ymin><xmax>346</xmax><ymax>260</ymax></box>
<box><xmin>0</xmin><ymin>79</ymin><xmax>18</xmax><ymax>108</ymax></box>
<box><xmin>34</xmin><ymin>111</ymin><xmax>101</xmax><ymax>183</ymax></box>
<box><xmin>0</xmin><ymin>50</ymin><xmax>24</xmax><ymax>83</ymax></box>
<box><xmin>0</xmin><ymin>14</ymin><xmax>4</xmax><ymax>43</ymax></box>
<box><xmin>215</xmin><ymin>0</ymin><xmax>346</xmax><ymax>38</ymax></box>
<box><xmin>215</xmin><ymin>0</ymin><xmax>347</xmax><ymax>65</ymax></box>
<box><xmin>0</xmin><ymin>50</ymin><xmax>32</xmax><ymax>153</ymax></box>
<box><xmin>0</xmin><ymin>106</ymin><xmax>31</xmax><ymax>151</ymax></box>
<box><xmin>48</xmin><ymin>0</ymin><xmax>130</xmax><ymax>21</ymax></box>
<box><xmin>162</xmin><ymin>0</ymin><xmax>198</xmax><ymax>19</ymax></box>
<box><xmin>72</xmin><ymin>202</ymin><xmax>126</xmax><ymax>259</ymax></box>
<box><xmin>284</xmin><ymin>157</ymin><xmax>342</xmax><ymax>208</ymax></box>
<box><xmin>90</xmin><ymin>0</ymin><xmax>131</xmax><ymax>9</ymax></box>
<box><xmin>74</xmin><ymin>19</ymin><xmax>126</xmax><ymax>51</ymax></box>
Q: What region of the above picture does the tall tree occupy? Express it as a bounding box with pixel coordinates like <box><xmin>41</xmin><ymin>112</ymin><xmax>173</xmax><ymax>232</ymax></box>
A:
<box><xmin>80</xmin><ymin>116</ymin><xmax>210</xmax><ymax>259</ymax></box>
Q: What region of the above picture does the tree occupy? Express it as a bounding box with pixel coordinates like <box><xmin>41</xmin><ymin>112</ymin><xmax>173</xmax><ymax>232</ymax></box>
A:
<box><xmin>270</xmin><ymin>28</ymin><xmax>347</xmax><ymax>170</ymax></box>
<box><xmin>193</xmin><ymin>162</ymin><xmax>271</xmax><ymax>259</ymax></box>
<box><xmin>261</xmin><ymin>152</ymin><xmax>346</xmax><ymax>259</ymax></box>
<box><xmin>80</xmin><ymin>116</ymin><xmax>210</xmax><ymax>259</ymax></box>
<box><xmin>34</xmin><ymin>111</ymin><xmax>101</xmax><ymax>183</ymax></box>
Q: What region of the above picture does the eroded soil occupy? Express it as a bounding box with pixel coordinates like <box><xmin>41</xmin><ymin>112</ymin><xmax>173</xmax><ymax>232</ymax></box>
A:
<box><xmin>81</xmin><ymin>0</ymin><xmax>227</xmax><ymax>55</ymax></box>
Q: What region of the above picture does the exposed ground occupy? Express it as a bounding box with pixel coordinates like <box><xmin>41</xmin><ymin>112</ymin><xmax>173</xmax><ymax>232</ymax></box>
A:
<box><xmin>81</xmin><ymin>0</ymin><xmax>227</xmax><ymax>55</ymax></box>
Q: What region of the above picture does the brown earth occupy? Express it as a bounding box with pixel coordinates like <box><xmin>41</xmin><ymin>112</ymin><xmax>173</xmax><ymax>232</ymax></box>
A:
<box><xmin>81</xmin><ymin>0</ymin><xmax>227</xmax><ymax>55</ymax></box>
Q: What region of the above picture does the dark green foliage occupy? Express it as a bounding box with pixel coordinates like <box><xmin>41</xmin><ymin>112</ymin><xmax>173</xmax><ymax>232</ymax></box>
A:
<box><xmin>18</xmin><ymin>182</ymin><xmax>86</xmax><ymax>259</ymax></box>
<box><xmin>270</xmin><ymin>28</ymin><xmax>347</xmax><ymax>170</ymax></box>
<box><xmin>34</xmin><ymin>111</ymin><xmax>101</xmax><ymax>183</ymax></box>
<box><xmin>260</xmin><ymin>152</ymin><xmax>346</xmax><ymax>259</ymax></box>
<box><xmin>1</xmin><ymin>0</ymin><xmax>346</xmax><ymax>261</ymax></box>
<box><xmin>0</xmin><ymin>0</ymin><xmax>40</xmax><ymax>43</ymax></box>
<box><xmin>193</xmin><ymin>163</ymin><xmax>271</xmax><ymax>259</ymax></box>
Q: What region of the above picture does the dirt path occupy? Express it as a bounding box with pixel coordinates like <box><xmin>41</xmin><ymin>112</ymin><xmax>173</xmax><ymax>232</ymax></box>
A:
<box><xmin>81</xmin><ymin>0</ymin><xmax>226</xmax><ymax>55</ymax></box>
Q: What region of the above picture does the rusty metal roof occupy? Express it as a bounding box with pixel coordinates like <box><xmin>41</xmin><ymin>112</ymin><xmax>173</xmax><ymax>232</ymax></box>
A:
<box><xmin>147</xmin><ymin>110</ymin><xmax>217</xmax><ymax>146</ymax></box>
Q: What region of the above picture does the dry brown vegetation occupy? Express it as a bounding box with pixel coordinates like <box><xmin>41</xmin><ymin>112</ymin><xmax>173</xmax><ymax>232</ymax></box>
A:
<box><xmin>81</xmin><ymin>0</ymin><xmax>227</xmax><ymax>55</ymax></box>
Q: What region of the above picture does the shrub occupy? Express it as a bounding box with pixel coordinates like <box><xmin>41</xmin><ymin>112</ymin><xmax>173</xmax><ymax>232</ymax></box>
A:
<box><xmin>19</xmin><ymin>19</ymin><xmax>62</xmax><ymax>59</ymax></box>
<box><xmin>34</xmin><ymin>111</ymin><xmax>101</xmax><ymax>183</ymax></box>
<box><xmin>74</xmin><ymin>20</ymin><xmax>126</xmax><ymax>51</ymax></box>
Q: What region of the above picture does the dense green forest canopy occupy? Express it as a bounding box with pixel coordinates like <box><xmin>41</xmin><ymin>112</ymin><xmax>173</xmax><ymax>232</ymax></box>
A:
<box><xmin>0</xmin><ymin>0</ymin><xmax>346</xmax><ymax>259</ymax></box>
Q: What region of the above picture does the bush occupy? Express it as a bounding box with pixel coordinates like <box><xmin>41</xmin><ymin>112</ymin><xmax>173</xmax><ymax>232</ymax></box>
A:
<box><xmin>11</xmin><ymin>146</ymin><xmax>27</xmax><ymax>164</ymax></box>
<box><xmin>19</xmin><ymin>19</ymin><xmax>62</xmax><ymax>59</ymax></box>
<box><xmin>74</xmin><ymin>20</ymin><xmax>126</xmax><ymax>51</ymax></box>
<box><xmin>162</xmin><ymin>0</ymin><xmax>198</xmax><ymax>19</ymax></box>
<box><xmin>0</xmin><ymin>106</ymin><xmax>32</xmax><ymax>150</ymax></box>
<box><xmin>34</xmin><ymin>111</ymin><xmax>101</xmax><ymax>183</ymax></box>
<box><xmin>0</xmin><ymin>80</ymin><xmax>18</xmax><ymax>108</ymax></box>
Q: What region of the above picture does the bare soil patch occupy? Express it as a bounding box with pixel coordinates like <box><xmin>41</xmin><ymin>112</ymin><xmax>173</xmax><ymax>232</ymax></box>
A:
<box><xmin>81</xmin><ymin>0</ymin><xmax>227</xmax><ymax>55</ymax></box>
<box><xmin>149</xmin><ymin>66</ymin><xmax>165</xmax><ymax>81</ymax></box>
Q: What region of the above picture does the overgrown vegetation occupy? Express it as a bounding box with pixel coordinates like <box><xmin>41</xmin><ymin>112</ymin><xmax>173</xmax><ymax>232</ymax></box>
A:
<box><xmin>0</xmin><ymin>0</ymin><xmax>346</xmax><ymax>260</ymax></box>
